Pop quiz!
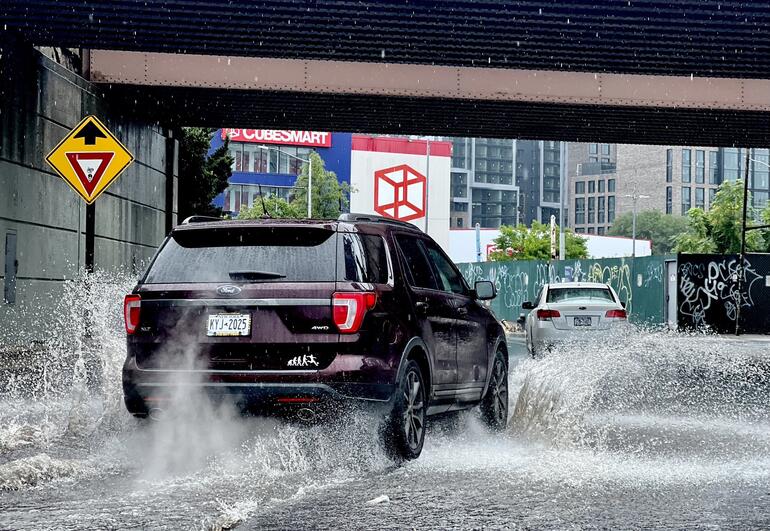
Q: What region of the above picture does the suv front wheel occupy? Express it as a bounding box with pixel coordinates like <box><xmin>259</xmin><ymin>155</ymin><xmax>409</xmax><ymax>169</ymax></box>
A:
<box><xmin>381</xmin><ymin>360</ymin><xmax>426</xmax><ymax>461</ymax></box>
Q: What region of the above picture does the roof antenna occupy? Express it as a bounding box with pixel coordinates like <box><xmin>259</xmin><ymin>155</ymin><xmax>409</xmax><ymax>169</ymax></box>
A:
<box><xmin>258</xmin><ymin>184</ymin><xmax>271</xmax><ymax>218</ymax></box>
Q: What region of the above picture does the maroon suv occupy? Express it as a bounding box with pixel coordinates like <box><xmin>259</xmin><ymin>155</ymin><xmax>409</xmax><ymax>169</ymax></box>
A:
<box><xmin>123</xmin><ymin>214</ymin><xmax>508</xmax><ymax>460</ymax></box>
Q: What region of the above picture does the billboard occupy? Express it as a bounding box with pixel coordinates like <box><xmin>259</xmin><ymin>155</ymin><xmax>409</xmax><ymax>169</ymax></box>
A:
<box><xmin>350</xmin><ymin>136</ymin><xmax>452</xmax><ymax>251</ymax></box>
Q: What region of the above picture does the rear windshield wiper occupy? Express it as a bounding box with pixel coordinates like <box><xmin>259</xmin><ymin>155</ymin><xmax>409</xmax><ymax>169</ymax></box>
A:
<box><xmin>228</xmin><ymin>270</ymin><xmax>287</xmax><ymax>281</ymax></box>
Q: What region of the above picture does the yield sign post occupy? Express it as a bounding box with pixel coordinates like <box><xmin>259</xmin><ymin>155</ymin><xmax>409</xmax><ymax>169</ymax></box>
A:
<box><xmin>46</xmin><ymin>115</ymin><xmax>134</xmax><ymax>204</ymax></box>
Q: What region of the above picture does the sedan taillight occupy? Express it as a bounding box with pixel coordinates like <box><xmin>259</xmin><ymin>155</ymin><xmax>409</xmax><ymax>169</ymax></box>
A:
<box><xmin>332</xmin><ymin>292</ymin><xmax>376</xmax><ymax>333</ymax></box>
<box><xmin>536</xmin><ymin>309</ymin><xmax>561</xmax><ymax>321</ymax></box>
<box><xmin>605</xmin><ymin>309</ymin><xmax>627</xmax><ymax>319</ymax></box>
<box><xmin>124</xmin><ymin>294</ymin><xmax>141</xmax><ymax>334</ymax></box>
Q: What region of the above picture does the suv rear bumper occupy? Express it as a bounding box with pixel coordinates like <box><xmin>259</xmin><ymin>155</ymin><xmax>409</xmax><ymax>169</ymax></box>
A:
<box><xmin>122</xmin><ymin>355</ymin><xmax>396</xmax><ymax>416</ymax></box>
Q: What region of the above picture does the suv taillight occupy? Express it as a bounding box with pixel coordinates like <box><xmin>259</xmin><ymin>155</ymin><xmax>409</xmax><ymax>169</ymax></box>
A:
<box><xmin>537</xmin><ymin>309</ymin><xmax>561</xmax><ymax>321</ymax></box>
<box><xmin>605</xmin><ymin>309</ymin><xmax>627</xmax><ymax>319</ymax></box>
<box><xmin>124</xmin><ymin>294</ymin><xmax>141</xmax><ymax>334</ymax></box>
<box><xmin>332</xmin><ymin>292</ymin><xmax>376</xmax><ymax>333</ymax></box>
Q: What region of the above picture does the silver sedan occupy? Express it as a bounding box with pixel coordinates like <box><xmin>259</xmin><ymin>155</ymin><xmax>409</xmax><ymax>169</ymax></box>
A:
<box><xmin>522</xmin><ymin>282</ymin><xmax>628</xmax><ymax>356</ymax></box>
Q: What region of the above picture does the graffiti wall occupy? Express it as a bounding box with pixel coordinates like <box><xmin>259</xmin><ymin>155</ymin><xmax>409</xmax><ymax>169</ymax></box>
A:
<box><xmin>677</xmin><ymin>254</ymin><xmax>770</xmax><ymax>334</ymax></box>
<box><xmin>460</xmin><ymin>255</ymin><xmax>668</xmax><ymax>326</ymax></box>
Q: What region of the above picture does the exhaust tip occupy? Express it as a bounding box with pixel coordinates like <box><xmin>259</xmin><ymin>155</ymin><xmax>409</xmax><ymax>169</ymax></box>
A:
<box><xmin>296</xmin><ymin>408</ymin><xmax>317</xmax><ymax>422</ymax></box>
<box><xmin>148</xmin><ymin>408</ymin><xmax>166</xmax><ymax>422</ymax></box>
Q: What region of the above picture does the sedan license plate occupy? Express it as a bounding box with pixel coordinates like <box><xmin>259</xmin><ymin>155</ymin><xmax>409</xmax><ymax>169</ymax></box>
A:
<box><xmin>574</xmin><ymin>316</ymin><xmax>592</xmax><ymax>327</ymax></box>
<box><xmin>207</xmin><ymin>313</ymin><xmax>251</xmax><ymax>337</ymax></box>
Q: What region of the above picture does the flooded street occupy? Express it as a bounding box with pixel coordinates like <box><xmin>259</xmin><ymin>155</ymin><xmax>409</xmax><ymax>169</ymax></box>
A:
<box><xmin>1</xmin><ymin>277</ymin><xmax>769</xmax><ymax>530</ymax></box>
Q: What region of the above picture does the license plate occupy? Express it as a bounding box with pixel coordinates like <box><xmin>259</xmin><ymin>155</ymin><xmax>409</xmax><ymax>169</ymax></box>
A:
<box><xmin>574</xmin><ymin>316</ymin><xmax>592</xmax><ymax>327</ymax></box>
<box><xmin>207</xmin><ymin>313</ymin><xmax>251</xmax><ymax>336</ymax></box>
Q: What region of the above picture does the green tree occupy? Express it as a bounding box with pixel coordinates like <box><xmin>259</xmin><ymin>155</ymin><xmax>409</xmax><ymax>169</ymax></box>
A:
<box><xmin>489</xmin><ymin>221</ymin><xmax>588</xmax><ymax>261</ymax></box>
<box><xmin>608</xmin><ymin>210</ymin><xmax>690</xmax><ymax>254</ymax></box>
<box><xmin>674</xmin><ymin>180</ymin><xmax>766</xmax><ymax>254</ymax></box>
<box><xmin>177</xmin><ymin>128</ymin><xmax>233</xmax><ymax>220</ymax></box>
<box><xmin>291</xmin><ymin>152</ymin><xmax>350</xmax><ymax>219</ymax></box>
<box><xmin>238</xmin><ymin>195</ymin><xmax>304</xmax><ymax>219</ymax></box>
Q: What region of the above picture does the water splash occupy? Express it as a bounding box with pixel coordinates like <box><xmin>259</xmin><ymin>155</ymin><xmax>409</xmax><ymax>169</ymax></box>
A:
<box><xmin>508</xmin><ymin>328</ymin><xmax>770</xmax><ymax>457</ymax></box>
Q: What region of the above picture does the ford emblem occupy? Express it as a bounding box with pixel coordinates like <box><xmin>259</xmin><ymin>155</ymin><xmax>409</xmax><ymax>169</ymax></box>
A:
<box><xmin>216</xmin><ymin>285</ymin><xmax>241</xmax><ymax>296</ymax></box>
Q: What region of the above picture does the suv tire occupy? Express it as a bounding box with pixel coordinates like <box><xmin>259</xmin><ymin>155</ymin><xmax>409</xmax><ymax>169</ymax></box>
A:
<box><xmin>381</xmin><ymin>360</ymin><xmax>426</xmax><ymax>461</ymax></box>
<box><xmin>479</xmin><ymin>349</ymin><xmax>508</xmax><ymax>431</ymax></box>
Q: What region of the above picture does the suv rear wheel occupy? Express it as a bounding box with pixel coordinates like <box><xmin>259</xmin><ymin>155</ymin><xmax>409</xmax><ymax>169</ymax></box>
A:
<box><xmin>381</xmin><ymin>360</ymin><xmax>426</xmax><ymax>461</ymax></box>
<box><xmin>479</xmin><ymin>349</ymin><xmax>508</xmax><ymax>431</ymax></box>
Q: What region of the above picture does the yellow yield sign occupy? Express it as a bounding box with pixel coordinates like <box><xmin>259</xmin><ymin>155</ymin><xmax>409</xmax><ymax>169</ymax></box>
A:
<box><xmin>46</xmin><ymin>115</ymin><xmax>134</xmax><ymax>204</ymax></box>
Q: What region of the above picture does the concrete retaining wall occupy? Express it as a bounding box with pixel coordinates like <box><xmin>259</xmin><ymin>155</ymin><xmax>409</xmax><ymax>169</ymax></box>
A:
<box><xmin>0</xmin><ymin>42</ymin><xmax>177</xmax><ymax>344</ymax></box>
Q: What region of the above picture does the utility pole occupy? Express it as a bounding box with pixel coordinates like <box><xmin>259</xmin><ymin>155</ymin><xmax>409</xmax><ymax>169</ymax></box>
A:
<box><xmin>424</xmin><ymin>138</ymin><xmax>431</xmax><ymax>234</ymax></box>
<box><xmin>736</xmin><ymin>148</ymin><xmax>751</xmax><ymax>336</ymax></box>
<box><xmin>559</xmin><ymin>143</ymin><xmax>567</xmax><ymax>260</ymax></box>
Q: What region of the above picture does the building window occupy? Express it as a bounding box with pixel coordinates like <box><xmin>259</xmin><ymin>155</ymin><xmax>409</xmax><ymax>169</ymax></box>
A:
<box><xmin>695</xmin><ymin>188</ymin><xmax>705</xmax><ymax>209</ymax></box>
<box><xmin>587</xmin><ymin>227</ymin><xmax>595</xmax><ymax>234</ymax></box>
<box><xmin>456</xmin><ymin>217</ymin><xmax>464</xmax><ymax>228</ymax></box>
<box><xmin>682</xmin><ymin>187</ymin><xmax>692</xmax><ymax>215</ymax></box>
<box><xmin>666</xmin><ymin>149</ymin><xmax>673</xmax><ymax>183</ymax></box>
<box><xmin>666</xmin><ymin>186</ymin><xmax>673</xmax><ymax>214</ymax></box>
<box><xmin>588</xmin><ymin>197</ymin><xmax>595</xmax><ymax>223</ymax></box>
<box><xmin>598</xmin><ymin>180</ymin><xmax>605</xmax><ymax>193</ymax></box>
<box><xmin>682</xmin><ymin>149</ymin><xmax>691</xmax><ymax>183</ymax></box>
<box><xmin>708</xmin><ymin>188</ymin><xmax>716</xmax><ymax>206</ymax></box>
<box><xmin>451</xmin><ymin>172</ymin><xmax>468</xmax><ymax>198</ymax></box>
<box><xmin>576</xmin><ymin>227</ymin><xmax>585</xmax><ymax>234</ymax></box>
<box><xmin>588</xmin><ymin>181</ymin><xmax>595</xmax><ymax>193</ymax></box>
<box><xmin>752</xmin><ymin>149</ymin><xmax>770</xmax><ymax>190</ymax></box>
<box><xmin>575</xmin><ymin>181</ymin><xmax>585</xmax><ymax>194</ymax></box>
<box><xmin>598</xmin><ymin>196</ymin><xmax>606</xmax><ymax>223</ymax></box>
<box><xmin>723</xmin><ymin>148</ymin><xmax>741</xmax><ymax>181</ymax></box>
<box><xmin>597</xmin><ymin>226</ymin><xmax>605</xmax><ymax>235</ymax></box>
<box><xmin>709</xmin><ymin>151</ymin><xmax>719</xmax><ymax>184</ymax></box>
<box><xmin>589</xmin><ymin>156</ymin><xmax>598</xmax><ymax>163</ymax></box>
<box><xmin>695</xmin><ymin>150</ymin><xmax>705</xmax><ymax>184</ymax></box>
<box><xmin>601</xmin><ymin>144</ymin><xmax>610</xmax><ymax>155</ymax></box>
<box><xmin>575</xmin><ymin>198</ymin><xmax>586</xmax><ymax>225</ymax></box>
<box><xmin>589</xmin><ymin>143</ymin><xmax>598</xmax><ymax>155</ymax></box>
<box><xmin>608</xmin><ymin>179</ymin><xmax>616</xmax><ymax>192</ymax></box>
<box><xmin>608</xmin><ymin>196</ymin><xmax>616</xmax><ymax>222</ymax></box>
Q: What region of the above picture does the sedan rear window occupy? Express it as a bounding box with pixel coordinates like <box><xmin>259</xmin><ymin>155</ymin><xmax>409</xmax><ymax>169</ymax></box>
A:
<box><xmin>144</xmin><ymin>227</ymin><xmax>337</xmax><ymax>283</ymax></box>
<box><xmin>546</xmin><ymin>287</ymin><xmax>614</xmax><ymax>303</ymax></box>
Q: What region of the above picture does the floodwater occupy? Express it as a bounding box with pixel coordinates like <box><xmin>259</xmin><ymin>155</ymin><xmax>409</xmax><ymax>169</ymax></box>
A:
<box><xmin>1</xmin><ymin>273</ymin><xmax>769</xmax><ymax>530</ymax></box>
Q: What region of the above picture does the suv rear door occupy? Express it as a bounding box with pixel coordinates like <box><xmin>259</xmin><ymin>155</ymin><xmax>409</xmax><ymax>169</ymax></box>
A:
<box><xmin>133</xmin><ymin>223</ymin><xmax>341</xmax><ymax>372</ymax></box>
<box><xmin>393</xmin><ymin>233</ymin><xmax>457</xmax><ymax>404</ymax></box>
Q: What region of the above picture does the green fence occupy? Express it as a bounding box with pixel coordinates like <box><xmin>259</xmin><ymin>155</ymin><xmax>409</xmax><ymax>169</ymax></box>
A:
<box><xmin>459</xmin><ymin>255</ymin><xmax>668</xmax><ymax>326</ymax></box>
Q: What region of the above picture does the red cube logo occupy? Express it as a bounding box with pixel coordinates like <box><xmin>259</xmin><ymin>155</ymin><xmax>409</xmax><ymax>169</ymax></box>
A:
<box><xmin>373</xmin><ymin>164</ymin><xmax>426</xmax><ymax>222</ymax></box>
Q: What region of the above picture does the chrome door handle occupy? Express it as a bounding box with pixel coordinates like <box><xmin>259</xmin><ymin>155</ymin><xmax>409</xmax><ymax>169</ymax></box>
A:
<box><xmin>457</xmin><ymin>307</ymin><xmax>468</xmax><ymax>316</ymax></box>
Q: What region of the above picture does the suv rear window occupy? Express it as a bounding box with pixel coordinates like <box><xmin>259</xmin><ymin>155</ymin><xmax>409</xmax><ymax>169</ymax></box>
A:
<box><xmin>144</xmin><ymin>227</ymin><xmax>337</xmax><ymax>284</ymax></box>
<box><xmin>546</xmin><ymin>287</ymin><xmax>614</xmax><ymax>303</ymax></box>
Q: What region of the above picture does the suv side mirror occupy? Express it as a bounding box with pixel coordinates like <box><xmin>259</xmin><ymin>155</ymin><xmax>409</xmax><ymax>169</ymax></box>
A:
<box><xmin>521</xmin><ymin>301</ymin><xmax>535</xmax><ymax>310</ymax></box>
<box><xmin>474</xmin><ymin>281</ymin><xmax>496</xmax><ymax>300</ymax></box>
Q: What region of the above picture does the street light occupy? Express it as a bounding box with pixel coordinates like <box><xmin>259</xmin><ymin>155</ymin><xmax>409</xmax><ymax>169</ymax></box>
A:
<box><xmin>621</xmin><ymin>190</ymin><xmax>650</xmax><ymax>259</ymax></box>
<box><xmin>259</xmin><ymin>145</ymin><xmax>313</xmax><ymax>218</ymax></box>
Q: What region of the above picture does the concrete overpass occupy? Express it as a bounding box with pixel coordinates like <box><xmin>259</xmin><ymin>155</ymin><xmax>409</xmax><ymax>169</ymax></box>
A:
<box><xmin>3</xmin><ymin>1</ymin><xmax>770</xmax><ymax>146</ymax></box>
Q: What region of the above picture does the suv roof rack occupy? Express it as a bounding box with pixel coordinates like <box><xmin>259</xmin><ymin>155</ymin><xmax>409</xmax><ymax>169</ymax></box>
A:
<box><xmin>338</xmin><ymin>213</ymin><xmax>421</xmax><ymax>230</ymax></box>
<box><xmin>180</xmin><ymin>215</ymin><xmax>223</xmax><ymax>225</ymax></box>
